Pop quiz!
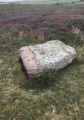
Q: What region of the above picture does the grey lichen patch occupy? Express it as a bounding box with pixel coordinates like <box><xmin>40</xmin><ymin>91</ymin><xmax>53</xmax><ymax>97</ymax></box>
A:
<box><xmin>29</xmin><ymin>40</ymin><xmax>76</xmax><ymax>71</ymax></box>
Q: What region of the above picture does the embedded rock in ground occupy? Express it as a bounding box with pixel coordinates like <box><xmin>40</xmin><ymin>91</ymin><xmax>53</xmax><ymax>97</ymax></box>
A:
<box><xmin>20</xmin><ymin>40</ymin><xmax>76</xmax><ymax>77</ymax></box>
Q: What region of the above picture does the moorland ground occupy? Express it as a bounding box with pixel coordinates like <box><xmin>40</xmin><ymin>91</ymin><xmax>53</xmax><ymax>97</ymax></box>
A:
<box><xmin>0</xmin><ymin>3</ymin><xmax>84</xmax><ymax>120</ymax></box>
<box><xmin>15</xmin><ymin>0</ymin><xmax>80</xmax><ymax>4</ymax></box>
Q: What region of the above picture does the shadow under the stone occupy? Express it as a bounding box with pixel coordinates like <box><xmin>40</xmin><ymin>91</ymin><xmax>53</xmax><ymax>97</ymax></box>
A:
<box><xmin>19</xmin><ymin>57</ymin><xmax>83</xmax><ymax>93</ymax></box>
<box><xmin>19</xmin><ymin>58</ymin><xmax>59</xmax><ymax>92</ymax></box>
<box><xmin>19</xmin><ymin>58</ymin><xmax>29</xmax><ymax>79</ymax></box>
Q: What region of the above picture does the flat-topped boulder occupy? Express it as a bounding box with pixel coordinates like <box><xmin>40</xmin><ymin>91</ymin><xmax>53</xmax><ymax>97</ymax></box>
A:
<box><xmin>20</xmin><ymin>40</ymin><xmax>76</xmax><ymax>77</ymax></box>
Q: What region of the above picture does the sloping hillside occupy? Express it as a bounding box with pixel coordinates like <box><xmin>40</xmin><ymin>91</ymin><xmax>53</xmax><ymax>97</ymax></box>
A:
<box><xmin>15</xmin><ymin>0</ymin><xmax>80</xmax><ymax>4</ymax></box>
<box><xmin>0</xmin><ymin>2</ymin><xmax>10</xmax><ymax>4</ymax></box>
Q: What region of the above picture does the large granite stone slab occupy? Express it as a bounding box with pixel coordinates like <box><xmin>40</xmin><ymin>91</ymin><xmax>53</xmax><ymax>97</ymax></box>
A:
<box><xmin>20</xmin><ymin>40</ymin><xmax>76</xmax><ymax>77</ymax></box>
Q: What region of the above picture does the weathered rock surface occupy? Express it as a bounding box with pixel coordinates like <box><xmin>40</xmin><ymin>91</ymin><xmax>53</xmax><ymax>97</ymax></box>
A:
<box><xmin>20</xmin><ymin>40</ymin><xmax>76</xmax><ymax>77</ymax></box>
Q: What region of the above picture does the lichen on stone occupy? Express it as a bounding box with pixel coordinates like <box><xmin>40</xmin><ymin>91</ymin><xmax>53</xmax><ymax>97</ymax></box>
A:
<box><xmin>29</xmin><ymin>40</ymin><xmax>76</xmax><ymax>70</ymax></box>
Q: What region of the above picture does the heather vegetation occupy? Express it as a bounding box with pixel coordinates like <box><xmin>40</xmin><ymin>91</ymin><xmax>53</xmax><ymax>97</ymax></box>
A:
<box><xmin>0</xmin><ymin>3</ymin><xmax>84</xmax><ymax>120</ymax></box>
<box><xmin>15</xmin><ymin>0</ymin><xmax>80</xmax><ymax>4</ymax></box>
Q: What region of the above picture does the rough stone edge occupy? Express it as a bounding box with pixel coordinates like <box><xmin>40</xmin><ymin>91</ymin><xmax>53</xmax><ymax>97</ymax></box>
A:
<box><xmin>20</xmin><ymin>46</ymin><xmax>40</xmax><ymax>77</ymax></box>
